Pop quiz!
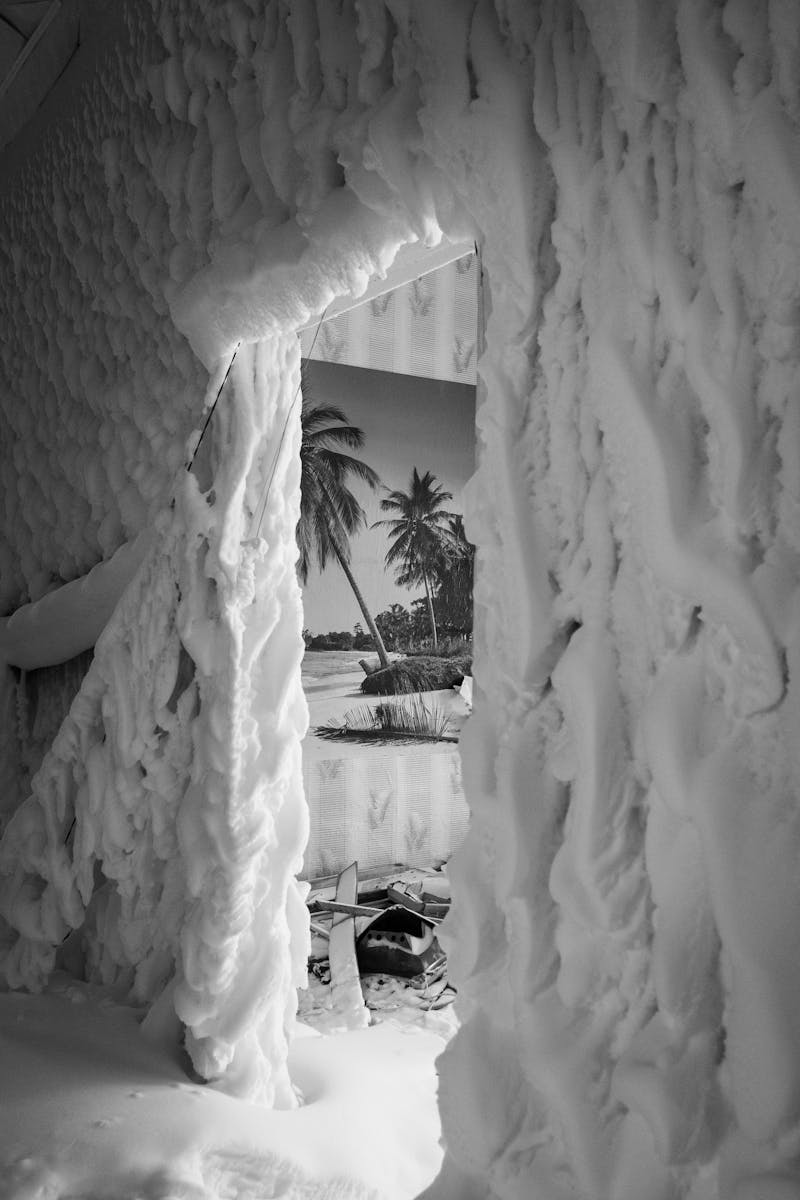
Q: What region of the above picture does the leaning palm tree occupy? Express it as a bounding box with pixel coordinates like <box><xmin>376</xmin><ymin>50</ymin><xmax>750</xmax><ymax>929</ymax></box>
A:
<box><xmin>374</xmin><ymin>468</ymin><xmax>457</xmax><ymax>650</ymax></box>
<box><xmin>297</xmin><ymin>382</ymin><xmax>390</xmax><ymax>669</ymax></box>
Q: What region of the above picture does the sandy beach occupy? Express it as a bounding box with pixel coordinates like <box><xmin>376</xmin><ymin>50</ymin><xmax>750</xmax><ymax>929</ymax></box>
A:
<box><xmin>301</xmin><ymin>656</ymin><xmax>470</xmax><ymax>763</ymax></box>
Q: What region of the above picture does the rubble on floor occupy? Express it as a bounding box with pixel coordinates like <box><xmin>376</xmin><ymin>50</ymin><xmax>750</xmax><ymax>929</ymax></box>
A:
<box><xmin>301</xmin><ymin>862</ymin><xmax>456</xmax><ymax>1033</ymax></box>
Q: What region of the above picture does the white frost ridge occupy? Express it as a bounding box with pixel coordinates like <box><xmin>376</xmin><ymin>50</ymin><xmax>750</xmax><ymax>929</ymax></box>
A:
<box><xmin>0</xmin><ymin>533</ymin><xmax>154</xmax><ymax>670</ymax></box>
<box><xmin>1</xmin><ymin>340</ymin><xmax>311</xmax><ymax>1104</ymax></box>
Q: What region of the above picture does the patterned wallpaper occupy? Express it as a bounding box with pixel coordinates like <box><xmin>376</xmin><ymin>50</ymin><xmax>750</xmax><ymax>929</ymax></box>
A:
<box><xmin>300</xmin><ymin>252</ymin><xmax>478</xmax><ymax>384</ymax></box>
<box><xmin>301</xmin><ymin>742</ymin><xmax>468</xmax><ymax>879</ymax></box>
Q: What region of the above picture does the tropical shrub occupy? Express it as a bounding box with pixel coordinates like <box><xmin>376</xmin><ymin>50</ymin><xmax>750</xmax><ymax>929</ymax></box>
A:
<box><xmin>360</xmin><ymin>653</ymin><xmax>472</xmax><ymax>695</ymax></box>
<box><xmin>315</xmin><ymin>692</ymin><xmax>456</xmax><ymax>744</ymax></box>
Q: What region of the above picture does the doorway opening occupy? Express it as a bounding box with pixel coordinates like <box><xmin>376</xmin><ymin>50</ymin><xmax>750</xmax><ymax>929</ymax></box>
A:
<box><xmin>291</xmin><ymin>240</ymin><xmax>479</xmax><ymax>1184</ymax></box>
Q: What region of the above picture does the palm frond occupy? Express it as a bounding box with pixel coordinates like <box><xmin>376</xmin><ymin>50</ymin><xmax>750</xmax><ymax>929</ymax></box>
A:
<box><xmin>372</xmin><ymin>468</ymin><xmax>459</xmax><ymax>598</ymax></box>
<box><xmin>297</xmin><ymin>390</ymin><xmax>381</xmax><ymax>577</ymax></box>
<box><xmin>316</xmin><ymin>448</ymin><xmax>381</xmax><ymax>490</ymax></box>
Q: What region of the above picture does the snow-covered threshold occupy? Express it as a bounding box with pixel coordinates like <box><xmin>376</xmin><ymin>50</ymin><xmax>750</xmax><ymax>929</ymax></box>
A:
<box><xmin>1</xmin><ymin>1</ymin><xmax>800</xmax><ymax>1197</ymax></box>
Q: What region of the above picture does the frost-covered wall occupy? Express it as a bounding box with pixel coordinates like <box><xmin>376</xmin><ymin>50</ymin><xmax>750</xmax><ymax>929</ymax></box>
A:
<box><xmin>13</xmin><ymin>651</ymin><xmax>94</xmax><ymax>804</ymax></box>
<box><xmin>432</xmin><ymin>4</ymin><xmax>800</xmax><ymax>1196</ymax></box>
<box><xmin>0</xmin><ymin>3</ymin><xmax>207</xmax><ymax>613</ymax></box>
<box><xmin>1</xmin><ymin>338</ymin><xmax>311</xmax><ymax>1101</ymax></box>
<box><xmin>2</xmin><ymin>0</ymin><xmax>800</xmax><ymax>1194</ymax></box>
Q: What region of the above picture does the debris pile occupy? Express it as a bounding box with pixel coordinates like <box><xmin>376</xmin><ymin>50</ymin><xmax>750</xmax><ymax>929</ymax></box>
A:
<box><xmin>303</xmin><ymin>862</ymin><xmax>455</xmax><ymax>1028</ymax></box>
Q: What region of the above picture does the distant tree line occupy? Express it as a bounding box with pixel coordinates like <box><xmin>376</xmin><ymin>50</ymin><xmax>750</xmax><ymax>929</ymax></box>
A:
<box><xmin>304</xmin><ymin>624</ymin><xmax>375</xmax><ymax>653</ymax></box>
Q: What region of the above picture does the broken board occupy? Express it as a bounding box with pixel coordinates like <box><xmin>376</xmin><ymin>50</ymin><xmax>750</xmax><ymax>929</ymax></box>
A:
<box><xmin>328</xmin><ymin>861</ymin><xmax>369</xmax><ymax>1029</ymax></box>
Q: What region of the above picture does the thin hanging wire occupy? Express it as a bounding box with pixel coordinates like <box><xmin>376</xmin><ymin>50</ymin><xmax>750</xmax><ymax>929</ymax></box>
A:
<box><xmin>251</xmin><ymin>306</ymin><xmax>329</xmax><ymax>541</ymax></box>
<box><xmin>186</xmin><ymin>341</ymin><xmax>242</xmax><ymax>472</ymax></box>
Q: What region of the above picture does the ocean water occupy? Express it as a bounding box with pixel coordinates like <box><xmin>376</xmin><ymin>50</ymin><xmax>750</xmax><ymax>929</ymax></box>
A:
<box><xmin>301</xmin><ymin>649</ymin><xmax>369</xmax><ymax>681</ymax></box>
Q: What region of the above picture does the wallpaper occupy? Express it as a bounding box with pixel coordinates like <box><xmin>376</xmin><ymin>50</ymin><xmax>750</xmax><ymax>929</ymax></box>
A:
<box><xmin>300</xmin><ymin>253</ymin><xmax>478</xmax><ymax>384</ymax></box>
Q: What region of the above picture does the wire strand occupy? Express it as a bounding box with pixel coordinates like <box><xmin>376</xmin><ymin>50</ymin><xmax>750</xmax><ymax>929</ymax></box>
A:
<box><xmin>186</xmin><ymin>341</ymin><xmax>241</xmax><ymax>472</ymax></box>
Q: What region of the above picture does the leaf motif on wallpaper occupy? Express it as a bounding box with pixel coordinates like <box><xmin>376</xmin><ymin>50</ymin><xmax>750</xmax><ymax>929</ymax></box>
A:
<box><xmin>319</xmin><ymin>848</ymin><xmax>339</xmax><ymax>877</ymax></box>
<box><xmin>367</xmin><ymin>780</ymin><xmax>393</xmax><ymax>830</ymax></box>
<box><xmin>319</xmin><ymin>324</ymin><xmax>345</xmax><ymax>362</ymax></box>
<box><xmin>318</xmin><ymin>759</ymin><xmax>342</xmax><ymax>783</ymax></box>
<box><xmin>456</xmin><ymin>253</ymin><xmax>475</xmax><ymax>275</ymax></box>
<box><xmin>371</xmin><ymin>291</ymin><xmax>393</xmax><ymax>318</ymax></box>
<box><xmin>405</xmin><ymin>811</ymin><xmax>429</xmax><ymax>854</ymax></box>
<box><xmin>452</xmin><ymin>336</ymin><xmax>475</xmax><ymax>375</ymax></box>
<box><xmin>409</xmin><ymin>279</ymin><xmax>433</xmax><ymax>318</ymax></box>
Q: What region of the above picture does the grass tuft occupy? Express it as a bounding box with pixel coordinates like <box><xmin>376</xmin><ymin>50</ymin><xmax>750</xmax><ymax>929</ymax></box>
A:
<box><xmin>315</xmin><ymin>692</ymin><xmax>457</xmax><ymax>744</ymax></box>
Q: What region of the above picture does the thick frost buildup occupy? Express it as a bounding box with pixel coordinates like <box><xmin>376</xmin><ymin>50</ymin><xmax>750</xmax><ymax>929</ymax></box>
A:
<box><xmin>423</xmin><ymin>3</ymin><xmax>800</xmax><ymax>1197</ymax></box>
<box><xmin>2</xmin><ymin>0</ymin><xmax>800</xmax><ymax>1193</ymax></box>
<box><xmin>0</xmin><ymin>338</ymin><xmax>309</xmax><ymax>1101</ymax></box>
<box><xmin>0</xmin><ymin>535</ymin><xmax>154</xmax><ymax>671</ymax></box>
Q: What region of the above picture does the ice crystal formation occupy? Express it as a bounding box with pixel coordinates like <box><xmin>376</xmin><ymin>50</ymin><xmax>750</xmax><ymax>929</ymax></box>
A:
<box><xmin>2</xmin><ymin>1</ymin><xmax>800</xmax><ymax>1196</ymax></box>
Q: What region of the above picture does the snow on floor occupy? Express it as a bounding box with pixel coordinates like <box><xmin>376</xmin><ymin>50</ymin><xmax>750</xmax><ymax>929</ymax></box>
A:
<box><xmin>0</xmin><ymin>975</ymin><xmax>448</xmax><ymax>1200</ymax></box>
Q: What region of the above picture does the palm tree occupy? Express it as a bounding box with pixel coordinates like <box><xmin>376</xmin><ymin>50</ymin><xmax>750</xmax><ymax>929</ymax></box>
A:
<box><xmin>433</xmin><ymin>514</ymin><xmax>475</xmax><ymax>636</ymax></box>
<box><xmin>374</xmin><ymin>468</ymin><xmax>456</xmax><ymax>650</ymax></box>
<box><xmin>297</xmin><ymin>381</ymin><xmax>390</xmax><ymax>669</ymax></box>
